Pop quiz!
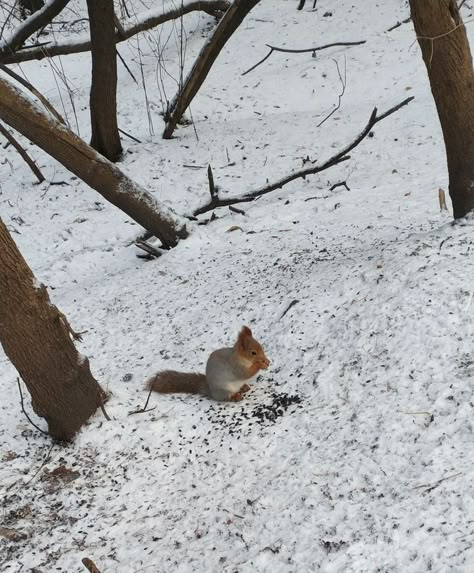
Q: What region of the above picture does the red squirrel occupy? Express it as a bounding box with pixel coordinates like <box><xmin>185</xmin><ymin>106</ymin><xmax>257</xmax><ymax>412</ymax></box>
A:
<box><xmin>145</xmin><ymin>326</ymin><xmax>270</xmax><ymax>402</ymax></box>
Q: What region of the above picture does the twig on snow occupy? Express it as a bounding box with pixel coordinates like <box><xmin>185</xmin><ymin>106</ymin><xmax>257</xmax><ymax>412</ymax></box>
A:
<box><xmin>118</xmin><ymin>127</ymin><xmax>141</xmax><ymax>143</ymax></box>
<box><xmin>317</xmin><ymin>56</ymin><xmax>346</xmax><ymax>128</ymax></box>
<box><xmin>192</xmin><ymin>96</ymin><xmax>414</xmax><ymax>216</ymax></box>
<box><xmin>414</xmin><ymin>472</ymin><xmax>463</xmax><ymax>494</ymax></box>
<box><xmin>128</xmin><ymin>375</ymin><xmax>156</xmax><ymax>415</ymax></box>
<box><xmin>386</xmin><ymin>15</ymin><xmax>412</xmax><ymax>33</ymax></box>
<box><xmin>242</xmin><ymin>40</ymin><xmax>365</xmax><ymax>76</ymax></box>
<box><xmin>279</xmin><ymin>299</ymin><xmax>299</xmax><ymax>320</ymax></box>
<box><xmin>330</xmin><ymin>181</ymin><xmax>350</xmax><ymax>192</ymax></box>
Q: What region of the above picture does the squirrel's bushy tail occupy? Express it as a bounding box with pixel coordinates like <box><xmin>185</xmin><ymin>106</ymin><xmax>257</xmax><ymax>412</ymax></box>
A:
<box><xmin>145</xmin><ymin>370</ymin><xmax>208</xmax><ymax>395</ymax></box>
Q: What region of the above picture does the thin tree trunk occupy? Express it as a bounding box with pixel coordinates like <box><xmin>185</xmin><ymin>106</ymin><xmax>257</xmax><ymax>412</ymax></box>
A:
<box><xmin>86</xmin><ymin>0</ymin><xmax>122</xmax><ymax>161</ymax></box>
<box><xmin>410</xmin><ymin>0</ymin><xmax>474</xmax><ymax>218</ymax></box>
<box><xmin>0</xmin><ymin>217</ymin><xmax>104</xmax><ymax>442</ymax></box>
<box><xmin>0</xmin><ymin>75</ymin><xmax>187</xmax><ymax>248</ymax></box>
<box><xmin>163</xmin><ymin>0</ymin><xmax>261</xmax><ymax>139</ymax></box>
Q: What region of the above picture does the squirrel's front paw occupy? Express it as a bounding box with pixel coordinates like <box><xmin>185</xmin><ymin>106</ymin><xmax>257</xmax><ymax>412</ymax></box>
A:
<box><xmin>230</xmin><ymin>392</ymin><xmax>244</xmax><ymax>402</ymax></box>
<box><xmin>240</xmin><ymin>384</ymin><xmax>251</xmax><ymax>393</ymax></box>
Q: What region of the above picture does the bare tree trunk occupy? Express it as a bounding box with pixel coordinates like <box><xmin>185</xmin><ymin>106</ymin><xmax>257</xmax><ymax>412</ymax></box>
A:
<box><xmin>0</xmin><ymin>75</ymin><xmax>187</xmax><ymax>248</ymax></box>
<box><xmin>410</xmin><ymin>0</ymin><xmax>474</xmax><ymax>218</ymax></box>
<box><xmin>0</xmin><ymin>217</ymin><xmax>104</xmax><ymax>442</ymax></box>
<box><xmin>163</xmin><ymin>0</ymin><xmax>261</xmax><ymax>139</ymax></box>
<box><xmin>86</xmin><ymin>0</ymin><xmax>122</xmax><ymax>161</ymax></box>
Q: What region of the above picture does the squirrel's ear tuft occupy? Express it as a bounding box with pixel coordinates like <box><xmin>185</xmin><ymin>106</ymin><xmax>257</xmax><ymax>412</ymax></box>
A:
<box><xmin>240</xmin><ymin>325</ymin><xmax>252</xmax><ymax>338</ymax></box>
<box><xmin>237</xmin><ymin>325</ymin><xmax>252</xmax><ymax>348</ymax></box>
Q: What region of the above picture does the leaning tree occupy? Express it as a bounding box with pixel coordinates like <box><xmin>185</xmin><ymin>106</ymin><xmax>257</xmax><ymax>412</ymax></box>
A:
<box><xmin>0</xmin><ymin>217</ymin><xmax>105</xmax><ymax>441</ymax></box>
<box><xmin>410</xmin><ymin>0</ymin><xmax>474</xmax><ymax>218</ymax></box>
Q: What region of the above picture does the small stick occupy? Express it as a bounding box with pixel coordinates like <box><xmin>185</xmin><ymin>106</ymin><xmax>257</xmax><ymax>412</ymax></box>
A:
<box><xmin>128</xmin><ymin>375</ymin><xmax>156</xmax><ymax>415</ymax></box>
<box><xmin>208</xmin><ymin>164</ymin><xmax>217</xmax><ymax>199</ymax></box>
<box><xmin>438</xmin><ymin>187</ymin><xmax>448</xmax><ymax>211</ymax></box>
<box><xmin>386</xmin><ymin>16</ymin><xmax>412</xmax><ymax>33</ymax></box>
<box><xmin>118</xmin><ymin>127</ymin><xmax>141</xmax><ymax>143</ymax></box>
<box><xmin>134</xmin><ymin>239</ymin><xmax>163</xmax><ymax>258</ymax></box>
<box><xmin>279</xmin><ymin>299</ymin><xmax>299</xmax><ymax>320</ymax></box>
<box><xmin>229</xmin><ymin>205</ymin><xmax>246</xmax><ymax>215</ymax></box>
<box><xmin>330</xmin><ymin>181</ymin><xmax>350</xmax><ymax>192</ymax></box>
<box><xmin>82</xmin><ymin>557</ymin><xmax>102</xmax><ymax>573</ymax></box>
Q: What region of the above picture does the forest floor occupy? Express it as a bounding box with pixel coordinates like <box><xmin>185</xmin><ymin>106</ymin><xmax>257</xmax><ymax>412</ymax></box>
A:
<box><xmin>0</xmin><ymin>1</ymin><xmax>473</xmax><ymax>572</ymax></box>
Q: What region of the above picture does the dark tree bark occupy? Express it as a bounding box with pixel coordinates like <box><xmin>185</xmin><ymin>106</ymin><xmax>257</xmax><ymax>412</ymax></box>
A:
<box><xmin>0</xmin><ymin>74</ymin><xmax>187</xmax><ymax>248</ymax></box>
<box><xmin>410</xmin><ymin>0</ymin><xmax>474</xmax><ymax>218</ymax></box>
<box><xmin>0</xmin><ymin>217</ymin><xmax>104</xmax><ymax>442</ymax></box>
<box><xmin>163</xmin><ymin>0</ymin><xmax>261</xmax><ymax>139</ymax></box>
<box><xmin>86</xmin><ymin>0</ymin><xmax>122</xmax><ymax>162</ymax></box>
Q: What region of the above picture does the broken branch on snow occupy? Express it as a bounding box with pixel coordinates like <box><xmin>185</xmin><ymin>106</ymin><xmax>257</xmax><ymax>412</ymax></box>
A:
<box><xmin>242</xmin><ymin>40</ymin><xmax>366</xmax><ymax>76</ymax></box>
<box><xmin>192</xmin><ymin>96</ymin><xmax>414</xmax><ymax>216</ymax></box>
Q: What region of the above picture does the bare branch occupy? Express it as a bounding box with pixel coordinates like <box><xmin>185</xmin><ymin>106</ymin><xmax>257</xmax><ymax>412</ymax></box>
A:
<box><xmin>0</xmin><ymin>0</ymin><xmax>230</xmax><ymax>64</ymax></box>
<box><xmin>0</xmin><ymin>0</ymin><xmax>71</xmax><ymax>57</ymax></box>
<box><xmin>242</xmin><ymin>40</ymin><xmax>365</xmax><ymax>76</ymax></box>
<box><xmin>0</xmin><ymin>122</ymin><xmax>45</xmax><ymax>183</ymax></box>
<box><xmin>192</xmin><ymin>97</ymin><xmax>414</xmax><ymax>216</ymax></box>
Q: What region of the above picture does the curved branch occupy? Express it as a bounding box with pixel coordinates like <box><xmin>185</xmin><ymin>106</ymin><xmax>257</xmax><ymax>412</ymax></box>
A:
<box><xmin>242</xmin><ymin>40</ymin><xmax>366</xmax><ymax>76</ymax></box>
<box><xmin>0</xmin><ymin>0</ymin><xmax>230</xmax><ymax>64</ymax></box>
<box><xmin>192</xmin><ymin>96</ymin><xmax>414</xmax><ymax>216</ymax></box>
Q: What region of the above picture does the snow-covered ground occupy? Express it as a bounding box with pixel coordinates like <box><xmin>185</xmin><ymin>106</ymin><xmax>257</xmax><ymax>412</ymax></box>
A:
<box><xmin>1</xmin><ymin>1</ymin><xmax>473</xmax><ymax>571</ymax></box>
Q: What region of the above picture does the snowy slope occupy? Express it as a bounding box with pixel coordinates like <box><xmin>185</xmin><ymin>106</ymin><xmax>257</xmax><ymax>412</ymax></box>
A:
<box><xmin>1</xmin><ymin>1</ymin><xmax>473</xmax><ymax>572</ymax></box>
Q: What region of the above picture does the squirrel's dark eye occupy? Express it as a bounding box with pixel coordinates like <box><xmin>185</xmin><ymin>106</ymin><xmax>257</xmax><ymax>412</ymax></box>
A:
<box><xmin>251</xmin><ymin>350</ymin><xmax>257</xmax><ymax>356</ymax></box>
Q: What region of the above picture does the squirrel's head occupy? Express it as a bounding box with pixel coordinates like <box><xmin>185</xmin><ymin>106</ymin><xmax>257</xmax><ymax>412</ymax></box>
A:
<box><xmin>235</xmin><ymin>326</ymin><xmax>270</xmax><ymax>370</ymax></box>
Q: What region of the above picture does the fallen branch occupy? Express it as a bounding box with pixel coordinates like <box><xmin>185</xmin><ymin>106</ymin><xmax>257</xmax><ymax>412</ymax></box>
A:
<box><xmin>0</xmin><ymin>73</ymin><xmax>187</xmax><ymax>248</ymax></box>
<box><xmin>192</xmin><ymin>96</ymin><xmax>414</xmax><ymax>216</ymax></box>
<box><xmin>0</xmin><ymin>0</ymin><xmax>71</xmax><ymax>57</ymax></box>
<box><xmin>0</xmin><ymin>0</ymin><xmax>230</xmax><ymax>64</ymax></box>
<box><xmin>163</xmin><ymin>0</ymin><xmax>261</xmax><ymax>139</ymax></box>
<box><xmin>242</xmin><ymin>40</ymin><xmax>366</xmax><ymax>76</ymax></box>
<box><xmin>0</xmin><ymin>122</ymin><xmax>45</xmax><ymax>183</ymax></box>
